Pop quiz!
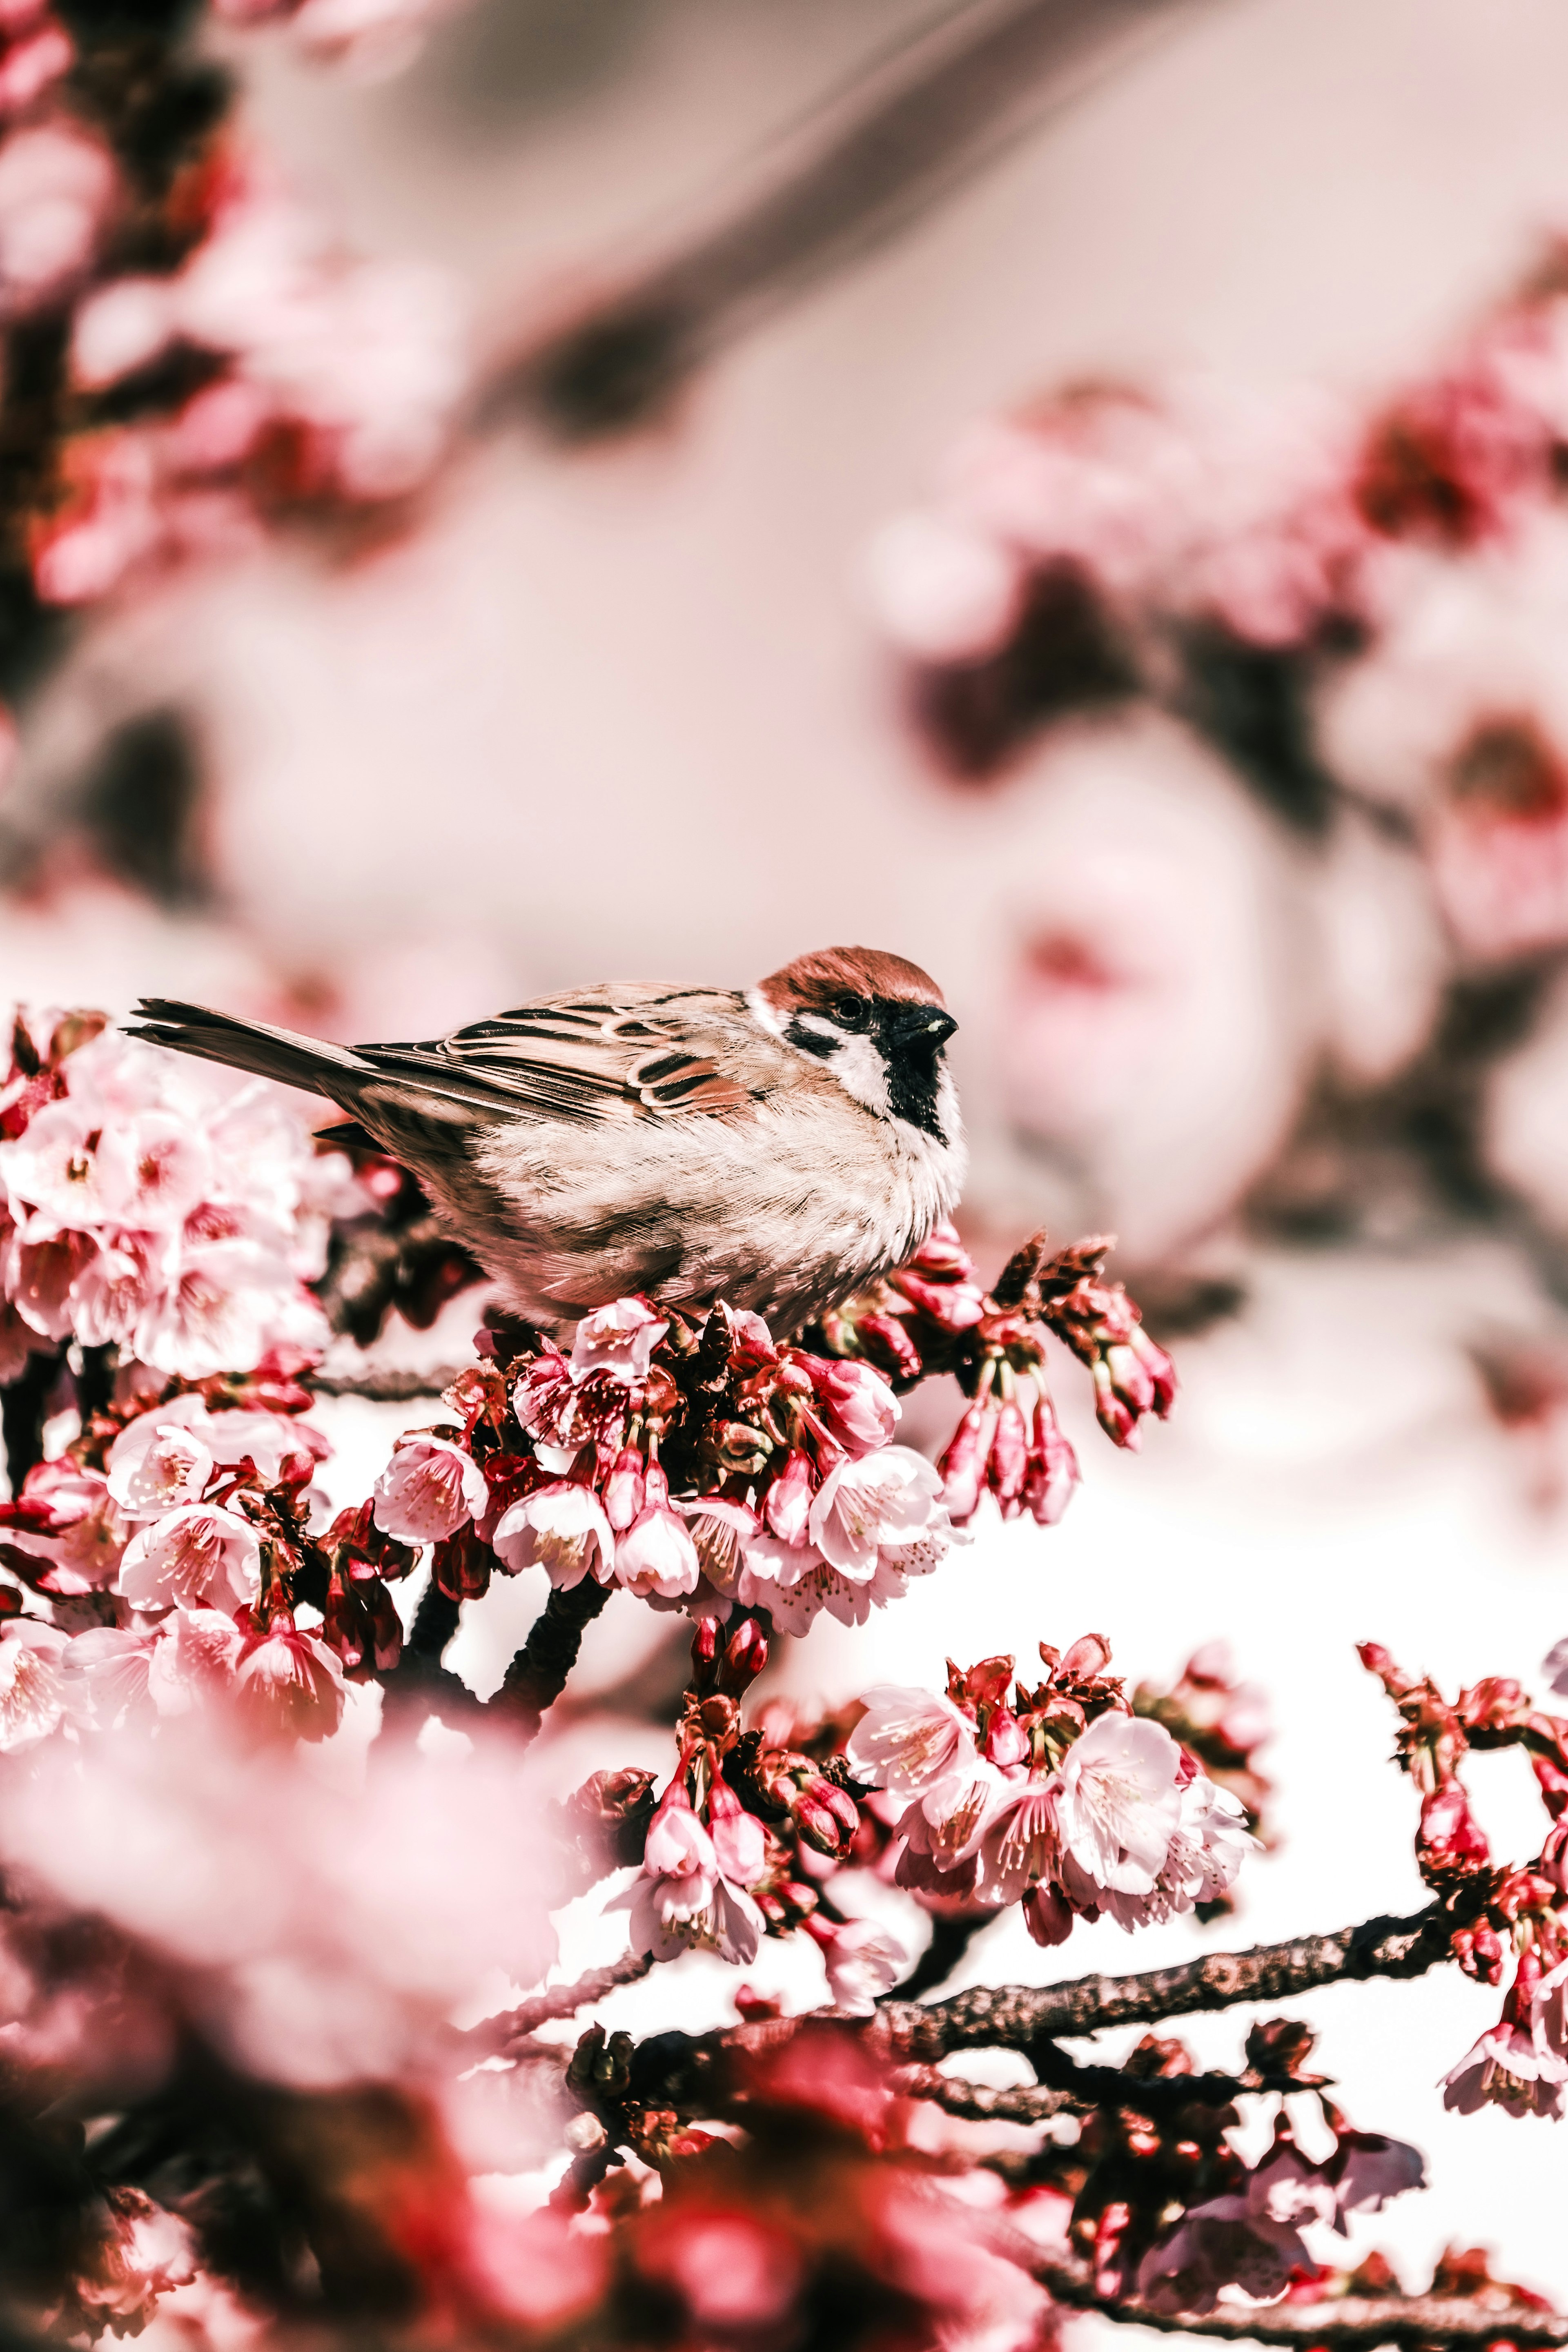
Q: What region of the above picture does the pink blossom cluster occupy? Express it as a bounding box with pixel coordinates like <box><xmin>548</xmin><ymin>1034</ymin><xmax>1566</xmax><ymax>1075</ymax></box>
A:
<box><xmin>845</xmin><ymin>1639</ymin><xmax>1252</xmax><ymax>1944</ymax></box>
<box><xmin>36</xmin><ymin>169</ymin><xmax>465</xmax><ymax>606</ymax></box>
<box><xmin>865</xmin><ymin>376</ymin><xmax>1369</xmax><ymax>674</ymax></box>
<box><xmin>0</xmin><ymin>1008</ymin><xmax>357</xmax><ymax>1388</ymax></box>
<box><xmin>1362</xmin><ymin>1640</ymin><xmax>1568</xmax><ymax>2120</ymax></box>
<box><xmin>0</xmin><ymin>1381</ymin><xmax>355</xmax><ymax>1748</ymax></box>
<box><xmin>1134</xmin><ymin>2114</ymin><xmax>1425</xmax><ymax>2314</ymax></box>
<box><xmin>414</xmin><ymin>1293</ymin><xmax>966</xmax><ymax>1635</ymax></box>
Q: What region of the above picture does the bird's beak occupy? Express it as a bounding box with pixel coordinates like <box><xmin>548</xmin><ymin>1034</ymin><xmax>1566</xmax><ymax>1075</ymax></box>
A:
<box><xmin>882</xmin><ymin>1003</ymin><xmax>956</xmax><ymax>1051</ymax></box>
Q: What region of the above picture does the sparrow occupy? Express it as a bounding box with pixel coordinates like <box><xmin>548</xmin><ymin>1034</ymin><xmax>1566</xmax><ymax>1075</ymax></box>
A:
<box><xmin>129</xmin><ymin>946</ymin><xmax>965</xmax><ymax>1337</ymax></box>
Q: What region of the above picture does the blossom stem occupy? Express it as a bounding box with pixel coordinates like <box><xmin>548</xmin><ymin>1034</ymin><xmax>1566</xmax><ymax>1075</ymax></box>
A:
<box><xmin>497</xmin><ymin>1579</ymin><xmax>612</xmax><ymax>1741</ymax></box>
<box><xmin>992</xmin><ymin>2236</ymin><xmax>1568</xmax><ymax>2345</ymax></box>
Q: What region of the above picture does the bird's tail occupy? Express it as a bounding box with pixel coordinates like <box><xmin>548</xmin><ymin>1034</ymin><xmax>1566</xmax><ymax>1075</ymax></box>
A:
<box><xmin>128</xmin><ymin>999</ymin><xmax>373</xmax><ymax>1107</ymax></box>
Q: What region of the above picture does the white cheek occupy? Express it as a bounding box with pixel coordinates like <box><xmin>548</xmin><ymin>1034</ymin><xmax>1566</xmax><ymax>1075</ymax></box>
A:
<box><xmin>828</xmin><ymin>1033</ymin><xmax>891</xmax><ymax>1117</ymax></box>
<box><xmin>745</xmin><ymin>987</ymin><xmax>788</xmax><ymax>1043</ymax></box>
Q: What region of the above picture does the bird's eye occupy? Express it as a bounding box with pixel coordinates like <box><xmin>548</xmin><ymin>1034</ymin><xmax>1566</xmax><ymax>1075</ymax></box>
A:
<box><xmin>832</xmin><ymin>995</ymin><xmax>869</xmax><ymax>1031</ymax></box>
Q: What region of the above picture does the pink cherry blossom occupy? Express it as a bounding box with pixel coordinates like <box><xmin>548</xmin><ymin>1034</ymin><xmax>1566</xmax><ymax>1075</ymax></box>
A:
<box><xmin>0</xmin><ymin>1619</ymin><xmax>69</xmax><ymax>1751</ymax></box>
<box><xmin>973</xmin><ymin>1783</ymin><xmax>1060</xmax><ymax>1905</ymax></box>
<box><xmin>1137</xmin><ymin>2194</ymin><xmax>1318</xmax><ymax>2315</ymax></box>
<box><xmin>707</xmin><ymin>1775</ymin><xmax>766</xmax><ymax>1887</ymax></box>
<box><xmin>0</xmin><ymin>1098</ymin><xmax>112</xmax><ymax>1226</ymax></box>
<box><xmin>372</xmin><ymin>1432</ymin><xmax>488</xmax><ymax>1544</ymax></box>
<box><xmin>1051</xmin><ymin>1709</ymin><xmax>1183</xmax><ymax>1895</ymax></box>
<box><xmin>1246</xmin><ymin>2136</ymin><xmax>1337</xmax><ymax>2229</ymax></box>
<box><xmin>764</xmin><ymin>1448</ymin><xmax>816</xmax><ymax>1544</ymax></box>
<box><xmin>612</xmin><ymin>1460</ymin><xmax>699</xmax><ymax>1600</ymax></box>
<box><xmin>808</xmin><ymin>1447</ymin><xmax>949</xmax><ymax>1579</ymax></box>
<box><xmin>118</xmin><ymin>1503</ymin><xmax>263</xmax><ymax>1615</ymax></box>
<box><xmin>569</xmin><ymin>1297</ymin><xmax>668</xmax><ymax>1384</ymax></box>
<box><xmin>644</xmin><ymin>1781</ymin><xmax>717</xmax><ymax>1880</ymax></box>
<box><xmin>1441</xmin><ymin>2012</ymin><xmax>1568</xmax><ymax>2120</ymax></box>
<box><xmin>813</xmin><ymin>1917</ymin><xmax>906</xmax><ymax>2014</ymax></box>
<box><xmin>96</xmin><ymin>1114</ymin><xmax>213</xmax><ymax>1229</ymax></box>
<box><xmin>490</xmin><ymin>1481</ymin><xmax>614</xmax><ymax>1588</ymax></box>
<box><xmin>233</xmin><ymin>1621</ymin><xmax>345</xmax><ymax>1742</ymax></box>
<box><xmin>846</xmin><ymin>1684</ymin><xmax>980</xmax><ymax>1802</ymax></box>
<box><xmin>107</xmin><ymin>1419</ymin><xmax>215</xmax><ymax>1521</ymax></box>
<box><xmin>0</xmin><ymin>123</ymin><xmax>115</xmax><ymax>318</ymax></box>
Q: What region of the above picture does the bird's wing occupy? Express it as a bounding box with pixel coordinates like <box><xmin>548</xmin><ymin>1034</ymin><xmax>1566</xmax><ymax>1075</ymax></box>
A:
<box><xmin>354</xmin><ymin>986</ymin><xmax>762</xmax><ymax>1127</ymax></box>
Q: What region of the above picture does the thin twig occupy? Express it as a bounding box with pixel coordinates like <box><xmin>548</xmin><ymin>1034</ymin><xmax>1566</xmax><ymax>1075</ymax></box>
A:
<box><xmin>891</xmin><ymin>2063</ymin><xmax>1077</xmax><ymax>2123</ymax></box>
<box><xmin>893</xmin><ymin>2047</ymin><xmax>1257</xmax><ymax>2125</ymax></box>
<box><xmin>463</xmin><ymin>1953</ymin><xmax>656</xmax><ymax>2057</ymax></box>
<box><xmin>307</xmin><ymin>1364</ymin><xmax>466</xmax><ymax>1402</ymax></box>
<box><xmin>992</xmin><ymin>2234</ymin><xmax>1568</xmax><ymax>2345</ymax></box>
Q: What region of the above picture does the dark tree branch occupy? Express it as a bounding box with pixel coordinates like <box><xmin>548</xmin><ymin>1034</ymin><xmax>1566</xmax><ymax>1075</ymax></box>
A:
<box><xmin>497</xmin><ymin>1579</ymin><xmax>613</xmax><ymax>1742</ymax></box>
<box><xmin>894</xmin><ymin>2047</ymin><xmax>1260</xmax><ymax>2124</ymax></box>
<box><xmin>874</xmin><ymin>1906</ymin><xmax>1452</xmax><ymax>2062</ymax></box>
<box><xmin>624</xmin><ymin>1908</ymin><xmax>1452</xmax><ymax>2112</ymax></box>
<box><xmin>307</xmin><ymin>1364</ymin><xmax>466</xmax><ymax>1402</ymax></box>
<box><xmin>483</xmin><ymin>0</ymin><xmax>1222</xmax><ymax>440</ymax></box>
<box><xmin>1</xmin><ymin>1346</ymin><xmax>64</xmax><ymax>1496</ymax></box>
<box><xmin>995</xmin><ymin>2237</ymin><xmax>1568</xmax><ymax>2345</ymax></box>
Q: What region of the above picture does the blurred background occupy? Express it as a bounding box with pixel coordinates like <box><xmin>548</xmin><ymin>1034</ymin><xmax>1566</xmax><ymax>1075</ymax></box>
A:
<box><xmin>11</xmin><ymin>0</ymin><xmax>1568</xmax><ymax>2319</ymax></box>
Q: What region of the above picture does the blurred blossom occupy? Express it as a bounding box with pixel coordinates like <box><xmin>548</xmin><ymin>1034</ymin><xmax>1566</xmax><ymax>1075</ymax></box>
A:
<box><xmin>0</xmin><ymin>121</ymin><xmax>114</xmax><ymax>318</ymax></box>
<box><xmin>0</xmin><ymin>1717</ymin><xmax>560</xmax><ymax>2086</ymax></box>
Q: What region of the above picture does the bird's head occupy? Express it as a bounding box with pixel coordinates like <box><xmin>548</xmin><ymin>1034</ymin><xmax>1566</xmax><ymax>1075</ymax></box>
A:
<box><xmin>750</xmin><ymin>946</ymin><xmax>961</xmax><ymax>1148</ymax></box>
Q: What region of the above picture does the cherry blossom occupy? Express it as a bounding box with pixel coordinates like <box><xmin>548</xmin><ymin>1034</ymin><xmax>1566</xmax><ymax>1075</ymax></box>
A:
<box><xmin>1053</xmin><ymin>1710</ymin><xmax>1184</xmax><ymax>1897</ymax></box>
<box><xmin>612</xmin><ymin>1460</ymin><xmax>701</xmax><ymax>1600</ymax></box>
<box><xmin>0</xmin><ymin>1619</ymin><xmax>69</xmax><ymax>1751</ymax></box>
<box><xmin>372</xmin><ymin>1431</ymin><xmax>489</xmax><ymax>1544</ymax></box>
<box><xmin>846</xmin><ymin>1684</ymin><xmax>981</xmax><ymax>1803</ymax></box>
<box><xmin>570</xmin><ymin>1296</ymin><xmax>669</xmax><ymax>1384</ymax></box>
<box><xmin>808</xmin><ymin>1446</ymin><xmax>952</xmax><ymax>1579</ymax></box>
<box><xmin>1136</xmin><ymin>2195</ymin><xmax>1318</xmax><ymax>2314</ymax></box>
<box><xmin>809</xmin><ymin>1915</ymin><xmax>907</xmax><ymax>2013</ymax></box>
<box><xmin>490</xmin><ymin>1481</ymin><xmax>615</xmax><ymax>1588</ymax></box>
<box><xmin>118</xmin><ymin>1503</ymin><xmax>263</xmax><ymax>1615</ymax></box>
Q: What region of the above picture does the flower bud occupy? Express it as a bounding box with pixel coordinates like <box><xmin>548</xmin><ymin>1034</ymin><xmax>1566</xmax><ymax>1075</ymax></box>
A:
<box><xmin>1057</xmin><ymin>1633</ymin><xmax>1113</xmax><ymax>1683</ymax></box>
<box><xmin>707</xmin><ymin>1771</ymin><xmax>766</xmax><ymax>1886</ymax></box>
<box><xmin>1417</xmin><ymin>1784</ymin><xmax>1492</xmax><ymax>1880</ymax></box>
<box><xmin>1023</xmin><ymin>1395</ymin><xmax>1080</xmax><ymax>1526</ymax></box>
<box><xmin>987</xmin><ymin>1399</ymin><xmax>1029</xmax><ymax>1516</ymax></box>
<box><xmin>602</xmin><ymin>1446</ymin><xmax>646</xmax><ymax>1533</ymax></box>
<box><xmin>765</xmin><ymin>1448</ymin><xmax>815</xmax><ymax>1546</ymax></box>
<box><xmin>985</xmin><ymin>1704</ymin><xmax>1029</xmax><ymax>1768</ymax></box>
<box><xmin>794</xmin><ymin>1793</ymin><xmax>847</xmax><ymax>1856</ymax></box>
<box><xmin>857</xmin><ymin>1310</ymin><xmax>923</xmax><ymax>1382</ymax></box>
<box><xmin>719</xmin><ymin>1615</ymin><xmax>769</xmax><ymax>1693</ymax></box>
<box><xmin>937</xmin><ymin>1399</ymin><xmax>996</xmax><ymax>1523</ymax></box>
<box><xmin>1022</xmin><ymin>1882</ymin><xmax>1074</xmax><ymax>1947</ymax></box>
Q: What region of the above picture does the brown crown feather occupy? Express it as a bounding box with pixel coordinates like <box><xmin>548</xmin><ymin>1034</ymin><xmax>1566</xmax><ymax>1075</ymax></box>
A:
<box><xmin>758</xmin><ymin>945</ymin><xmax>946</xmax><ymax>1018</ymax></box>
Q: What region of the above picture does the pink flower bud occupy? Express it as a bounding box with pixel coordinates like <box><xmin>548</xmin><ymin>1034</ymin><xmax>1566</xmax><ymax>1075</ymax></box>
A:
<box><xmin>857</xmin><ymin>1310</ymin><xmax>924</xmax><ymax>1382</ymax></box>
<box><xmin>644</xmin><ymin>1777</ymin><xmax>716</xmax><ymax>1878</ymax></box>
<box><xmin>808</xmin><ymin>1357</ymin><xmax>900</xmax><ymax>1456</ymax></box>
<box><xmin>707</xmin><ymin>1773</ymin><xmax>766</xmax><ymax>1886</ymax></box>
<box><xmin>1023</xmin><ymin>1396</ymin><xmax>1080</xmax><ymax>1526</ymax></box>
<box><xmin>986</xmin><ymin>1399</ymin><xmax>1029</xmax><ymax>1516</ymax></box>
<box><xmin>615</xmin><ymin>1460</ymin><xmax>700</xmax><ymax>1600</ymax></box>
<box><xmin>765</xmin><ymin>1448</ymin><xmax>815</xmax><ymax>1546</ymax></box>
<box><xmin>1057</xmin><ymin>1633</ymin><xmax>1113</xmax><ymax>1682</ymax></box>
<box><xmin>720</xmin><ymin>1616</ymin><xmax>768</xmax><ymax>1693</ymax></box>
<box><xmin>984</xmin><ymin>1704</ymin><xmax>1029</xmax><ymax>1768</ymax></box>
<box><xmin>937</xmin><ymin>1399</ymin><xmax>996</xmax><ymax>1523</ymax></box>
<box><xmin>890</xmin><ymin>1268</ymin><xmax>985</xmax><ymax>1331</ymax></box>
<box><xmin>794</xmin><ymin>1791</ymin><xmax>849</xmax><ymax>1857</ymax></box>
<box><xmin>1417</xmin><ymin>1784</ymin><xmax>1492</xmax><ymax>1879</ymax></box>
<box><xmin>601</xmin><ymin>1446</ymin><xmax>645</xmax><ymax>1533</ymax></box>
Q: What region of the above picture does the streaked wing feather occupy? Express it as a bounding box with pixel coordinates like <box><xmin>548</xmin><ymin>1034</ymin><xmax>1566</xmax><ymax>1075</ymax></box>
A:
<box><xmin>354</xmin><ymin>988</ymin><xmax>757</xmax><ymax>1127</ymax></box>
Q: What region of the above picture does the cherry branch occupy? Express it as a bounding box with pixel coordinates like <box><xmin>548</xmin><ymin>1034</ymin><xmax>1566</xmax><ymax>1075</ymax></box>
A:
<box><xmin>875</xmin><ymin>1905</ymin><xmax>1452</xmax><ymax>2060</ymax></box>
<box><xmin>993</xmin><ymin>2236</ymin><xmax>1568</xmax><ymax>2346</ymax></box>
<box><xmin>619</xmin><ymin>1907</ymin><xmax>1451</xmax><ymax>2114</ymax></box>
<box><xmin>482</xmin><ymin>0</ymin><xmax>1216</xmax><ymax>440</ymax></box>
<box><xmin>496</xmin><ymin>1579</ymin><xmax>613</xmax><ymax>1740</ymax></box>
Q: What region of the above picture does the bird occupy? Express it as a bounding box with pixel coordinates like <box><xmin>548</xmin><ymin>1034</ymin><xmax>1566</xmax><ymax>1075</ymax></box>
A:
<box><xmin>129</xmin><ymin>946</ymin><xmax>965</xmax><ymax>1338</ymax></box>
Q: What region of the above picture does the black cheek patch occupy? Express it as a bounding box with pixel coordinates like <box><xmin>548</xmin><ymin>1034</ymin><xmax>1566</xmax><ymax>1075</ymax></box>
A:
<box><xmin>784</xmin><ymin>1016</ymin><xmax>840</xmax><ymax>1061</ymax></box>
